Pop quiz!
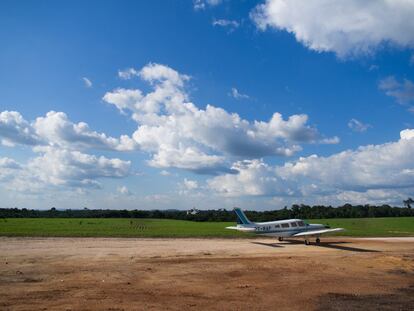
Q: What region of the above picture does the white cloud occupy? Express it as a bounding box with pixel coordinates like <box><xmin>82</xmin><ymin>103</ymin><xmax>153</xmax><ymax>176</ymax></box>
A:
<box><xmin>0</xmin><ymin>110</ymin><xmax>136</xmax><ymax>151</ymax></box>
<box><xmin>0</xmin><ymin>111</ymin><xmax>41</xmax><ymax>146</ymax></box>
<box><xmin>369</xmin><ymin>64</ymin><xmax>379</xmax><ymax>72</ymax></box>
<box><xmin>320</xmin><ymin>136</ymin><xmax>340</xmax><ymax>145</ymax></box>
<box><xmin>27</xmin><ymin>147</ymin><xmax>131</xmax><ymax>189</ymax></box>
<box><xmin>102</xmin><ymin>88</ymin><xmax>143</xmax><ymax>114</ymax></box>
<box><xmin>209</xmin><ymin>129</ymin><xmax>414</xmax><ymax>203</ymax></box>
<box><xmin>147</xmin><ymin>145</ymin><xmax>230</xmax><ymax>174</ymax></box>
<box><xmin>178</xmin><ymin>178</ymin><xmax>203</xmax><ymax>196</ymax></box>
<box><xmin>103</xmin><ymin>63</ymin><xmax>336</xmax><ymax>174</ymax></box>
<box><xmin>0</xmin><ymin>147</ymin><xmax>131</xmax><ymax>192</ymax></box>
<box><xmin>0</xmin><ymin>157</ymin><xmax>21</xmax><ymax>169</ymax></box>
<box><xmin>160</xmin><ymin>170</ymin><xmax>171</xmax><ymax>176</ymax></box>
<box><xmin>139</xmin><ymin>62</ymin><xmax>190</xmax><ymax>86</ymax></box>
<box><xmin>118</xmin><ymin>68</ymin><xmax>139</xmax><ymax>80</ymax></box>
<box><xmin>0</xmin><ymin>110</ymin><xmax>134</xmax><ymax>192</ymax></box>
<box><xmin>194</xmin><ymin>0</ymin><xmax>222</xmax><ymax>10</ymax></box>
<box><xmin>212</xmin><ymin>19</ymin><xmax>240</xmax><ymax>31</ymax></box>
<box><xmin>379</xmin><ymin>76</ymin><xmax>414</xmax><ymax>107</ymax></box>
<box><xmin>348</xmin><ymin>118</ymin><xmax>371</xmax><ymax>132</ymax></box>
<box><xmin>208</xmin><ymin>159</ymin><xmax>290</xmax><ymax>196</ymax></box>
<box><xmin>401</xmin><ymin>129</ymin><xmax>414</xmax><ymax>140</ymax></box>
<box><xmin>183</xmin><ymin>178</ymin><xmax>199</xmax><ymax>190</ymax></box>
<box><xmin>251</xmin><ymin>0</ymin><xmax>414</xmax><ymax>57</ymax></box>
<box><xmin>117</xmin><ymin>185</ymin><xmax>132</xmax><ymax>195</ymax></box>
<box><xmin>0</xmin><ymin>157</ymin><xmax>21</xmax><ymax>183</ymax></box>
<box><xmin>229</xmin><ymin>87</ymin><xmax>249</xmax><ymax>100</ymax></box>
<box><xmin>82</xmin><ymin>77</ymin><xmax>92</xmax><ymax>88</ymax></box>
<box><xmin>33</xmin><ymin>111</ymin><xmax>136</xmax><ymax>151</ymax></box>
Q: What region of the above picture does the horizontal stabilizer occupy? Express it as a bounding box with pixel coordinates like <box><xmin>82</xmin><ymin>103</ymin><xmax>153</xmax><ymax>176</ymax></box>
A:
<box><xmin>293</xmin><ymin>228</ymin><xmax>344</xmax><ymax>237</ymax></box>
<box><xmin>225</xmin><ymin>226</ymin><xmax>256</xmax><ymax>232</ymax></box>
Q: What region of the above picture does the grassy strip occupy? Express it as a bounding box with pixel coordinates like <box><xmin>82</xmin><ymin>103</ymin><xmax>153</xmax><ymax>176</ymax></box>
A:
<box><xmin>0</xmin><ymin>217</ymin><xmax>413</xmax><ymax>238</ymax></box>
<box><xmin>0</xmin><ymin>218</ymin><xmax>248</xmax><ymax>238</ymax></box>
<box><xmin>313</xmin><ymin>217</ymin><xmax>414</xmax><ymax>237</ymax></box>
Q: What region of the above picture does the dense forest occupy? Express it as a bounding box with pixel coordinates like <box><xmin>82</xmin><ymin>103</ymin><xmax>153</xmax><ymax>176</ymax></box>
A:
<box><xmin>1</xmin><ymin>203</ymin><xmax>414</xmax><ymax>222</ymax></box>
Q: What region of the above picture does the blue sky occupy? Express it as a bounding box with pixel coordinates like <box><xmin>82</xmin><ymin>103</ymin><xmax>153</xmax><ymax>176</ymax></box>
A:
<box><xmin>1</xmin><ymin>0</ymin><xmax>414</xmax><ymax>210</ymax></box>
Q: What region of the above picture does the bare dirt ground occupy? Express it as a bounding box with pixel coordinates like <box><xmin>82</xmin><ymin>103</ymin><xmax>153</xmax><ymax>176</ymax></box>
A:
<box><xmin>1</xmin><ymin>237</ymin><xmax>414</xmax><ymax>311</ymax></box>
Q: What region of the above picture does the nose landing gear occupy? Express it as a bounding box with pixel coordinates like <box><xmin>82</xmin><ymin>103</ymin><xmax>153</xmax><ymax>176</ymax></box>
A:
<box><xmin>278</xmin><ymin>237</ymin><xmax>284</xmax><ymax>242</ymax></box>
<box><xmin>316</xmin><ymin>237</ymin><xmax>321</xmax><ymax>244</ymax></box>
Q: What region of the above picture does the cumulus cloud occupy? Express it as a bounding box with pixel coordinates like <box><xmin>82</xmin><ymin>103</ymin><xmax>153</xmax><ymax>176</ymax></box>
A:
<box><xmin>0</xmin><ymin>110</ymin><xmax>134</xmax><ymax>192</ymax></box>
<box><xmin>183</xmin><ymin>178</ymin><xmax>199</xmax><ymax>190</ymax></box>
<box><xmin>82</xmin><ymin>77</ymin><xmax>92</xmax><ymax>88</ymax></box>
<box><xmin>401</xmin><ymin>129</ymin><xmax>414</xmax><ymax>140</ymax></box>
<box><xmin>209</xmin><ymin>129</ymin><xmax>414</xmax><ymax>202</ymax></box>
<box><xmin>103</xmin><ymin>63</ymin><xmax>336</xmax><ymax>174</ymax></box>
<box><xmin>320</xmin><ymin>136</ymin><xmax>340</xmax><ymax>145</ymax></box>
<box><xmin>194</xmin><ymin>0</ymin><xmax>222</xmax><ymax>10</ymax></box>
<box><xmin>102</xmin><ymin>88</ymin><xmax>143</xmax><ymax>114</ymax></box>
<box><xmin>178</xmin><ymin>178</ymin><xmax>203</xmax><ymax>196</ymax></box>
<box><xmin>0</xmin><ymin>157</ymin><xmax>21</xmax><ymax>169</ymax></box>
<box><xmin>0</xmin><ymin>157</ymin><xmax>21</xmax><ymax>183</ymax></box>
<box><xmin>146</xmin><ymin>146</ymin><xmax>231</xmax><ymax>175</ymax></box>
<box><xmin>0</xmin><ymin>110</ymin><xmax>136</xmax><ymax>151</ymax></box>
<box><xmin>229</xmin><ymin>87</ymin><xmax>249</xmax><ymax>100</ymax></box>
<box><xmin>0</xmin><ymin>147</ymin><xmax>131</xmax><ymax>193</ymax></box>
<box><xmin>117</xmin><ymin>185</ymin><xmax>132</xmax><ymax>195</ymax></box>
<box><xmin>33</xmin><ymin>111</ymin><xmax>137</xmax><ymax>151</ymax></box>
<box><xmin>212</xmin><ymin>19</ymin><xmax>239</xmax><ymax>32</ymax></box>
<box><xmin>369</xmin><ymin>65</ymin><xmax>379</xmax><ymax>72</ymax></box>
<box><xmin>27</xmin><ymin>147</ymin><xmax>131</xmax><ymax>189</ymax></box>
<box><xmin>348</xmin><ymin>118</ymin><xmax>371</xmax><ymax>132</ymax></box>
<box><xmin>118</xmin><ymin>68</ymin><xmax>139</xmax><ymax>80</ymax></box>
<box><xmin>208</xmin><ymin>159</ymin><xmax>290</xmax><ymax>196</ymax></box>
<box><xmin>251</xmin><ymin>0</ymin><xmax>414</xmax><ymax>57</ymax></box>
<box><xmin>379</xmin><ymin>76</ymin><xmax>414</xmax><ymax>109</ymax></box>
<box><xmin>0</xmin><ymin>111</ymin><xmax>41</xmax><ymax>146</ymax></box>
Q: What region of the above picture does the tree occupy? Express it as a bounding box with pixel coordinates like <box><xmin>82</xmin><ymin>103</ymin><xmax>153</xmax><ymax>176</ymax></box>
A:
<box><xmin>403</xmin><ymin>198</ymin><xmax>414</xmax><ymax>209</ymax></box>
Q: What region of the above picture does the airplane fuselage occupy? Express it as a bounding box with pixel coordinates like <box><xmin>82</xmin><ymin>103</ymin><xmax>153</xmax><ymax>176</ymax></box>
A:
<box><xmin>237</xmin><ymin>219</ymin><xmax>326</xmax><ymax>237</ymax></box>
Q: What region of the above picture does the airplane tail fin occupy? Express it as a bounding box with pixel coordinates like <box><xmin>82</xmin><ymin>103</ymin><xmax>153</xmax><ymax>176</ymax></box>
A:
<box><xmin>234</xmin><ymin>207</ymin><xmax>253</xmax><ymax>225</ymax></box>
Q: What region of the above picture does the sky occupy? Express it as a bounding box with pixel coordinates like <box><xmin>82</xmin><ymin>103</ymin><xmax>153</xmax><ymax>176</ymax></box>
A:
<box><xmin>1</xmin><ymin>0</ymin><xmax>414</xmax><ymax>210</ymax></box>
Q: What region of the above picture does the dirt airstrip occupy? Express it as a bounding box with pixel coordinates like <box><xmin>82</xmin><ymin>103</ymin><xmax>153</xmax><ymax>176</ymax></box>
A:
<box><xmin>1</xmin><ymin>237</ymin><xmax>414</xmax><ymax>310</ymax></box>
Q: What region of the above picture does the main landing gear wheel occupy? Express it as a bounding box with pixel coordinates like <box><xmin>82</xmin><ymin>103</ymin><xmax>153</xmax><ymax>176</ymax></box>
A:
<box><xmin>278</xmin><ymin>237</ymin><xmax>284</xmax><ymax>242</ymax></box>
<box><xmin>316</xmin><ymin>238</ymin><xmax>321</xmax><ymax>244</ymax></box>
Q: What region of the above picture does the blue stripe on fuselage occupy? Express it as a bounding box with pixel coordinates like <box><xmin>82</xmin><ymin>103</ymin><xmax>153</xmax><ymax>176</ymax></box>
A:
<box><xmin>253</xmin><ymin>226</ymin><xmax>322</xmax><ymax>235</ymax></box>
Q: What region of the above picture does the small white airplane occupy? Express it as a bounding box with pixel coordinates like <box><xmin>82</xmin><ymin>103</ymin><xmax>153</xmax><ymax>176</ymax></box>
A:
<box><xmin>226</xmin><ymin>208</ymin><xmax>344</xmax><ymax>245</ymax></box>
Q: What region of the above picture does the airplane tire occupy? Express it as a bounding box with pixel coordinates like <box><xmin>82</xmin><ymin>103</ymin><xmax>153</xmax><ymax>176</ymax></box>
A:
<box><xmin>278</xmin><ymin>237</ymin><xmax>283</xmax><ymax>242</ymax></box>
<box><xmin>304</xmin><ymin>240</ymin><xmax>310</xmax><ymax>245</ymax></box>
<box><xmin>316</xmin><ymin>238</ymin><xmax>320</xmax><ymax>244</ymax></box>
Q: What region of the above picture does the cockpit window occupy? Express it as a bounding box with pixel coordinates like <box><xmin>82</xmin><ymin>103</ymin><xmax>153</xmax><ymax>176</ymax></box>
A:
<box><xmin>298</xmin><ymin>221</ymin><xmax>305</xmax><ymax>227</ymax></box>
<box><xmin>290</xmin><ymin>222</ymin><xmax>297</xmax><ymax>227</ymax></box>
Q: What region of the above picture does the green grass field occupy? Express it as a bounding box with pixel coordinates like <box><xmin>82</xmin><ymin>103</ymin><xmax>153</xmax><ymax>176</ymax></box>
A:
<box><xmin>314</xmin><ymin>217</ymin><xmax>414</xmax><ymax>237</ymax></box>
<box><xmin>0</xmin><ymin>217</ymin><xmax>413</xmax><ymax>238</ymax></box>
<box><xmin>0</xmin><ymin>218</ymin><xmax>246</xmax><ymax>238</ymax></box>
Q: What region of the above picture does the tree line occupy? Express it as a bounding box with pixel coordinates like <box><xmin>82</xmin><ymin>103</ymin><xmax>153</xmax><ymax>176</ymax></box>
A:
<box><xmin>0</xmin><ymin>203</ymin><xmax>413</xmax><ymax>222</ymax></box>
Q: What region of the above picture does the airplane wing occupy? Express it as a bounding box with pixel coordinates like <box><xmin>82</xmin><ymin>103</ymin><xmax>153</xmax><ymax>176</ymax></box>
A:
<box><xmin>293</xmin><ymin>228</ymin><xmax>344</xmax><ymax>237</ymax></box>
<box><xmin>225</xmin><ymin>226</ymin><xmax>256</xmax><ymax>232</ymax></box>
